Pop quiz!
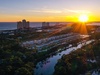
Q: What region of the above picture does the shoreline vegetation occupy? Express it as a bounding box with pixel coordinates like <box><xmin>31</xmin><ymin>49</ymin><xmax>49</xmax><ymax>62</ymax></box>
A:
<box><xmin>0</xmin><ymin>32</ymin><xmax>89</xmax><ymax>75</ymax></box>
<box><xmin>54</xmin><ymin>33</ymin><xmax>100</xmax><ymax>75</ymax></box>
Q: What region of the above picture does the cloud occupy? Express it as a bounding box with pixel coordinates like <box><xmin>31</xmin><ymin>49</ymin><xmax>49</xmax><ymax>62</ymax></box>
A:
<box><xmin>63</xmin><ymin>9</ymin><xmax>91</xmax><ymax>14</ymax></box>
<box><xmin>25</xmin><ymin>8</ymin><xmax>91</xmax><ymax>15</ymax></box>
<box><xmin>26</xmin><ymin>9</ymin><xmax>62</xmax><ymax>14</ymax></box>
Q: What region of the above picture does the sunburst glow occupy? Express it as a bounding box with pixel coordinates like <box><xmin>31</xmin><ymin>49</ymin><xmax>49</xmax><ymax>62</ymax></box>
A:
<box><xmin>79</xmin><ymin>14</ymin><xmax>88</xmax><ymax>22</ymax></box>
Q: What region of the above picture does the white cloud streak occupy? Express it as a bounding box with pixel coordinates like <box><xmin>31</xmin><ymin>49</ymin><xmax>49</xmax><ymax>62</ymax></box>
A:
<box><xmin>27</xmin><ymin>9</ymin><xmax>62</xmax><ymax>14</ymax></box>
<box><xmin>26</xmin><ymin>8</ymin><xmax>91</xmax><ymax>14</ymax></box>
<box><xmin>63</xmin><ymin>9</ymin><xmax>91</xmax><ymax>14</ymax></box>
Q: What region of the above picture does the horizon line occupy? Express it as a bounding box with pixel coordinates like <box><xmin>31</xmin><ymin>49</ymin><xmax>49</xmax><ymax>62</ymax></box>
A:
<box><xmin>0</xmin><ymin>21</ymin><xmax>100</xmax><ymax>23</ymax></box>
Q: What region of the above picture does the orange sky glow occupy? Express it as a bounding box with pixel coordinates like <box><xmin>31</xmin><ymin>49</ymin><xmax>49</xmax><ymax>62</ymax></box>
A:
<box><xmin>0</xmin><ymin>0</ymin><xmax>100</xmax><ymax>22</ymax></box>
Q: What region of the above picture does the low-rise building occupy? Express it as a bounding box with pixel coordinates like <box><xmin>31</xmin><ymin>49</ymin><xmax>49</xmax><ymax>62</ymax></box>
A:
<box><xmin>42</xmin><ymin>22</ymin><xmax>49</xmax><ymax>29</ymax></box>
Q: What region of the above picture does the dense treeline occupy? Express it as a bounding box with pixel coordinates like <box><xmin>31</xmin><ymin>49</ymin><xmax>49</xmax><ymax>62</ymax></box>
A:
<box><xmin>0</xmin><ymin>31</ymin><xmax>90</xmax><ymax>75</ymax></box>
<box><xmin>54</xmin><ymin>33</ymin><xmax>100</xmax><ymax>75</ymax></box>
<box><xmin>0</xmin><ymin>34</ymin><xmax>69</xmax><ymax>75</ymax></box>
<box><xmin>0</xmin><ymin>34</ymin><xmax>58</xmax><ymax>75</ymax></box>
<box><xmin>0</xmin><ymin>33</ymin><xmax>70</xmax><ymax>75</ymax></box>
<box><xmin>0</xmin><ymin>35</ymin><xmax>34</xmax><ymax>75</ymax></box>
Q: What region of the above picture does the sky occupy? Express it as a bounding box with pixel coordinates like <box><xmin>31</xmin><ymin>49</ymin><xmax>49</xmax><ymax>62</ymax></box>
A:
<box><xmin>0</xmin><ymin>0</ymin><xmax>100</xmax><ymax>22</ymax></box>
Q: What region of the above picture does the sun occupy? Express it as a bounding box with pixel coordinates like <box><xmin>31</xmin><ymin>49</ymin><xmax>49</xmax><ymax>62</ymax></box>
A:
<box><xmin>79</xmin><ymin>14</ymin><xmax>88</xmax><ymax>22</ymax></box>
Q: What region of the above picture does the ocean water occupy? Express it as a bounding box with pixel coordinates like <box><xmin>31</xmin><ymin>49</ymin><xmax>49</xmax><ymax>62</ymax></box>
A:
<box><xmin>0</xmin><ymin>22</ymin><xmax>17</xmax><ymax>30</ymax></box>
<box><xmin>0</xmin><ymin>22</ymin><xmax>100</xmax><ymax>30</ymax></box>
<box><xmin>0</xmin><ymin>22</ymin><xmax>57</xmax><ymax>30</ymax></box>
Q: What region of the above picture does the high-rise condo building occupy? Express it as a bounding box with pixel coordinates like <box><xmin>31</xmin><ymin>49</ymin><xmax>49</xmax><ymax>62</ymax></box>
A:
<box><xmin>17</xmin><ymin>19</ymin><xmax>30</xmax><ymax>29</ymax></box>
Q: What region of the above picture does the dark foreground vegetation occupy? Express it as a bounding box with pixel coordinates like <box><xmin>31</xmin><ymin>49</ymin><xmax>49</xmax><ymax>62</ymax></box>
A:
<box><xmin>0</xmin><ymin>33</ymin><xmax>76</xmax><ymax>75</ymax></box>
<box><xmin>0</xmin><ymin>34</ymin><xmax>59</xmax><ymax>75</ymax></box>
<box><xmin>54</xmin><ymin>32</ymin><xmax>100</xmax><ymax>75</ymax></box>
<box><xmin>0</xmin><ymin>34</ymin><xmax>35</xmax><ymax>75</ymax></box>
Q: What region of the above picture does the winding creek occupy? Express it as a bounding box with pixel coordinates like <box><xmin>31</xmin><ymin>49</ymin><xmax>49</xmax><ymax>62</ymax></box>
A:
<box><xmin>34</xmin><ymin>40</ymin><xmax>94</xmax><ymax>75</ymax></box>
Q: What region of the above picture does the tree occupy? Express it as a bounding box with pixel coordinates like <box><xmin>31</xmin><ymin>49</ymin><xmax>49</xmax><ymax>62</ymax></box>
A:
<box><xmin>15</xmin><ymin>67</ymin><xmax>32</xmax><ymax>75</ymax></box>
